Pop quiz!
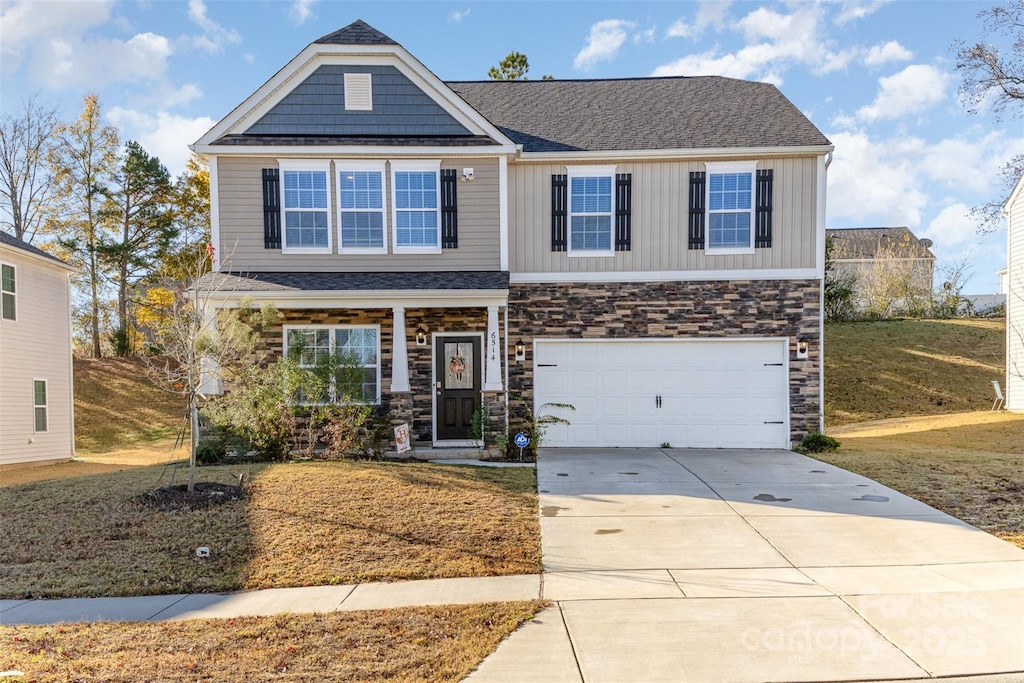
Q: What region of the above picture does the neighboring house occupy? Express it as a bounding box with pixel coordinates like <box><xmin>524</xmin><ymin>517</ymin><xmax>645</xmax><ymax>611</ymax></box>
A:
<box><xmin>826</xmin><ymin>227</ymin><xmax>935</xmax><ymax>313</ymax></box>
<box><xmin>998</xmin><ymin>267</ymin><xmax>1008</xmax><ymax>295</ymax></box>
<box><xmin>1004</xmin><ymin>175</ymin><xmax>1024</xmax><ymax>412</ymax></box>
<box><xmin>191</xmin><ymin>20</ymin><xmax>833</xmax><ymax>451</ymax></box>
<box><xmin>0</xmin><ymin>231</ymin><xmax>75</xmax><ymax>466</ymax></box>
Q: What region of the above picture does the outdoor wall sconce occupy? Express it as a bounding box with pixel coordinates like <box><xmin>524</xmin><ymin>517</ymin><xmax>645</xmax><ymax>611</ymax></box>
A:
<box><xmin>796</xmin><ymin>340</ymin><xmax>809</xmax><ymax>359</ymax></box>
<box><xmin>515</xmin><ymin>340</ymin><xmax>526</xmax><ymax>361</ymax></box>
<box><xmin>416</xmin><ymin>327</ymin><xmax>428</xmax><ymax>346</ymax></box>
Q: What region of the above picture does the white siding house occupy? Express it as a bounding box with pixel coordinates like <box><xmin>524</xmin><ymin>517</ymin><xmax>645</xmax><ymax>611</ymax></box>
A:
<box><xmin>1005</xmin><ymin>175</ymin><xmax>1024</xmax><ymax>412</ymax></box>
<box><xmin>0</xmin><ymin>232</ymin><xmax>75</xmax><ymax>466</ymax></box>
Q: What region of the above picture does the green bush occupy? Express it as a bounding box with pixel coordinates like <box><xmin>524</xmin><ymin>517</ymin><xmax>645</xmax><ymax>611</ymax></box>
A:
<box><xmin>798</xmin><ymin>431</ymin><xmax>840</xmax><ymax>453</ymax></box>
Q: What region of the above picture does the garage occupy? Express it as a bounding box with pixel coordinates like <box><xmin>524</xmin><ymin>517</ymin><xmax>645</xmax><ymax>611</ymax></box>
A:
<box><xmin>533</xmin><ymin>338</ymin><xmax>790</xmax><ymax>449</ymax></box>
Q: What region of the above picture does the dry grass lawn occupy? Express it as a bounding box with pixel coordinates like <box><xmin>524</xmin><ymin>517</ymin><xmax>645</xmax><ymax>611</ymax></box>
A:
<box><xmin>0</xmin><ymin>601</ymin><xmax>544</xmax><ymax>682</ymax></box>
<box><xmin>0</xmin><ymin>461</ymin><xmax>540</xmax><ymax>599</ymax></box>
<box><xmin>0</xmin><ymin>438</ymin><xmax>187</xmax><ymax>487</ymax></box>
<box><xmin>825</xmin><ymin>318</ymin><xmax>1005</xmax><ymax>426</ymax></box>
<box><xmin>821</xmin><ymin>411</ymin><xmax>1024</xmax><ymax>548</ymax></box>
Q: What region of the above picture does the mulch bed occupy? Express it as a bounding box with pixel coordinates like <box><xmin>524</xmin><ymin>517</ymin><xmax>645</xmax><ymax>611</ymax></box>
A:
<box><xmin>135</xmin><ymin>482</ymin><xmax>245</xmax><ymax>511</ymax></box>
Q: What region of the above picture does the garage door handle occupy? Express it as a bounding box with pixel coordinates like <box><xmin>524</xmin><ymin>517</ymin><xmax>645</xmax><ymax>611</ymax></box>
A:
<box><xmin>764</xmin><ymin>421</ymin><xmax>784</xmax><ymax>424</ymax></box>
<box><xmin>656</xmin><ymin>395</ymin><xmax>662</xmax><ymax>408</ymax></box>
<box><xmin>537</xmin><ymin>363</ymin><xmax>558</xmax><ymax>367</ymax></box>
<box><xmin>764</xmin><ymin>363</ymin><xmax>784</xmax><ymax>366</ymax></box>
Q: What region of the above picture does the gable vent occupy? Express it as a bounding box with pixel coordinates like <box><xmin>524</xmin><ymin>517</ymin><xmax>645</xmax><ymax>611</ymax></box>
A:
<box><xmin>344</xmin><ymin>73</ymin><xmax>373</xmax><ymax>111</ymax></box>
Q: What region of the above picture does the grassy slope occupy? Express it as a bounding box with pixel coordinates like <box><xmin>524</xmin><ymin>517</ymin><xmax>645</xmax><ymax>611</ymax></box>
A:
<box><xmin>74</xmin><ymin>357</ymin><xmax>186</xmax><ymax>454</ymax></box>
<box><xmin>824</xmin><ymin>318</ymin><xmax>1005</xmax><ymax>426</ymax></box>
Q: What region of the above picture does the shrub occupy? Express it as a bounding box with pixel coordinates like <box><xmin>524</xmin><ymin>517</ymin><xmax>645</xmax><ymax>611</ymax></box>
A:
<box><xmin>798</xmin><ymin>431</ymin><xmax>840</xmax><ymax>453</ymax></box>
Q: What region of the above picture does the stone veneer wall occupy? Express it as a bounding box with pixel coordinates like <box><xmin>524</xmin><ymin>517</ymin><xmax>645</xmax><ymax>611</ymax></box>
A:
<box><xmin>505</xmin><ymin>280</ymin><xmax>822</xmax><ymax>445</ymax></box>
<box><xmin>255</xmin><ymin>308</ymin><xmax>501</xmax><ymax>445</ymax></box>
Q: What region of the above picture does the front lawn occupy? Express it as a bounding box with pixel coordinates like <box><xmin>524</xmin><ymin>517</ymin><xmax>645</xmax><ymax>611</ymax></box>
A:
<box><xmin>0</xmin><ymin>601</ymin><xmax>544</xmax><ymax>682</ymax></box>
<box><xmin>818</xmin><ymin>411</ymin><xmax>1024</xmax><ymax>549</ymax></box>
<box><xmin>0</xmin><ymin>461</ymin><xmax>540</xmax><ymax>599</ymax></box>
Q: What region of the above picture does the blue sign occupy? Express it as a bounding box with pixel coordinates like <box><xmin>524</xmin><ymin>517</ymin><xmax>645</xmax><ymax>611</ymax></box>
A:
<box><xmin>513</xmin><ymin>432</ymin><xmax>531</xmax><ymax>448</ymax></box>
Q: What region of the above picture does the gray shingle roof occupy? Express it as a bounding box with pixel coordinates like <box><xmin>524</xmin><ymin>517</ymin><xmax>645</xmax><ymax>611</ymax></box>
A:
<box><xmin>198</xmin><ymin>271</ymin><xmax>509</xmax><ymax>292</ymax></box>
<box><xmin>826</xmin><ymin>227</ymin><xmax>935</xmax><ymax>260</ymax></box>
<box><xmin>315</xmin><ymin>20</ymin><xmax>396</xmax><ymax>46</ymax></box>
<box><xmin>213</xmin><ymin>134</ymin><xmax>498</xmax><ymax>147</ymax></box>
<box><xmin>447</xmin><ymin>77</ymin><xmax>831</xmax><ymax>152</ymax></box>
<box><xmin>0</xmin><ymin>231</ymin><xmax>71</xmax><ymax>267</ymax></box>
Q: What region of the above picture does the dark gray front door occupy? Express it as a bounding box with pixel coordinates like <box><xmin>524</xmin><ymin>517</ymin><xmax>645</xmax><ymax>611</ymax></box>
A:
<box><xmin>436</xmin><ymin>336</ymin><xmax>481</xmax><ymax>440</ymax></box>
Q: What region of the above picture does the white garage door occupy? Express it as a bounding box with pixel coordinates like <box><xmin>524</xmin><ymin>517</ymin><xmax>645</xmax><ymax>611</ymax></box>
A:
<box><xmin>534</xmin><ymin>339</ymin><xmax>789</xmax><ymax>449</ymax></box>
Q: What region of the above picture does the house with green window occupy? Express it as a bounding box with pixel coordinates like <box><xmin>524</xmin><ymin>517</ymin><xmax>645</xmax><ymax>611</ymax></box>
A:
<box><xmin>0</xmin><ymin>231</ymin><xmax>75</xmax><ymax>467</ymax></box>
<box><xmin>192</xmin><ymin>20</ymin><xmax>832</xmax><ymax>453</ymax></box>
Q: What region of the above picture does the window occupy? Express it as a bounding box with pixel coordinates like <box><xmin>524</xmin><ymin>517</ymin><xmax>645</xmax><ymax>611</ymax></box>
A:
<box><xmin>1</xmin><ymin>263</ymin><xmax>14</xmax><ymax>321</ymax></box>
<box><xmin>337</xmin><ymin>162</ymin><xmax>386</xmax><ymax>253</ymax></box>
<box><xmin>392</xmin><ymin>161</ymin><xmax>440</xmax><ymax>253</ymax></box>
<box><xmin>284</xmin><ymin>325</ymin><xmax>380</xmax><ymax>403</ymax></box>
<box><xmin>705</xmin><ymin>161</ymin><xmax>756</xmax><ymax>253</ymax></box>
<box><xmin>568</xmin><ymin>166</ymin><xmax>615</xmax><ymax>256</ymax></box>
<box><xmin>280</xmin><ymin>160</ymin><xmax>331</xmax><ymax>253</ymax></box>
<box><xmin>33</xmin><ymin>380</ymin><xmax>47</xmax><ymax>432</ymax></box>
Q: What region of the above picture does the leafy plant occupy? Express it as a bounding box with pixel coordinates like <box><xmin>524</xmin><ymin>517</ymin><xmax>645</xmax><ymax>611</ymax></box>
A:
<box><xmin>470</xmin><ymin>406</ymin><xmax>490</xmax><ymax>441</ymax></box>
<box><xmin>797</xmin><ymin>431</ymin><xmax>840</xmax><ymax>454</ymax></box>
<box><xmin>660</xmin><ymin>442</ymin><xmax>671</xmax><ymax>449</ymax></box>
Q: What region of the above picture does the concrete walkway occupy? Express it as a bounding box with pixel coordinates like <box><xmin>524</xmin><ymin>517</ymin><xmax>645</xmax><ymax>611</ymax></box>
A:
<box><xmin>468</xmin><ymin>448</ymin><xmax>1024</xmax><ymax>683</ymax></box>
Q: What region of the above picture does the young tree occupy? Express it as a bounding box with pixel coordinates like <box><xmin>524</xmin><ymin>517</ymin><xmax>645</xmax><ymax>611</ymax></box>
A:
<box><xmin>0</xmin><ymin>95</ymin><xmax>62</xmax><ymax>243</ymax></box>
<box><xmin>100</xmin><ymin>141</ymin><xmax>177</xmax><ymax>355</ymax></box>
<box><xmin>954</xmin><ymin>1</ymin><xmax>1024</xmax><ymax>233</ymax></box>
<box><xmin>488</xmin><ymin>51</ymin><xmax>553</xmax><ymax>80</ymax></box>
<box><xmin>49</xmin><ymin>95</ymin><xmax>120</xmax><ymax>357</ymax></box>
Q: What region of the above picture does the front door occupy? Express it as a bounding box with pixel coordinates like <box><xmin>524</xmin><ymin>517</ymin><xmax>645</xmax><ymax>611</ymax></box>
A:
<box><xmin>435</xmin><ymin>336</ymin><xmax>482</xmax><ymax>441</ymax></box>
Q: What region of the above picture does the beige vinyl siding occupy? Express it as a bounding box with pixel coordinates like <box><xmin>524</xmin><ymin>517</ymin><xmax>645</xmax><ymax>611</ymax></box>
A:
<box><xmin>216</xmin><ymin>156</ymin><xmax>499</xmax><ymax>271</ymax></box>
<box><xmin>509</xmin><ymin>157</ymin><xmax>818</xmax><ymax>273</ymax></box>
<box><xmin>1007</xmin><ymin>184</ymin><xmax>1024</xmax><ymax>411</ymax></box>
<box><xmin>0</xmin><ymin>251</ymin><xmax>74</xmax><ymax>465</ymax></box>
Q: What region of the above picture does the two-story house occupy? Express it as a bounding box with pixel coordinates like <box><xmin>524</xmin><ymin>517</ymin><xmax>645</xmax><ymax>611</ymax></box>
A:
<box><xmin>1004</xmin><ymin>174</ymin><xmax>1023</xmax><ymax>412</ymax></box>
<box><xmin>0</xmin><ymin>231</ymin><xmax>76</xmax><ymax>466</ymax></box>
<box><xmin>192</xmin><ymin>20</ymin><xmax>832</xmax><ymax>452</ymax></box>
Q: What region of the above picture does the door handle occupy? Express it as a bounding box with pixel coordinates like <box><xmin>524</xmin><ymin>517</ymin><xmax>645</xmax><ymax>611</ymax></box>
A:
<box><xmin>656</xmin><ymin>395</ymin><xmax>662</xmax><ymax>408</ymax></box>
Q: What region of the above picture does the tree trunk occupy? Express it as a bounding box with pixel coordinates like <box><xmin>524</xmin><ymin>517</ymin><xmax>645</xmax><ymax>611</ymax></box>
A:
<box><xmin>89</xmin><ymin>245</ymin><xmax>101</xmax><ymax>358</ymax></box>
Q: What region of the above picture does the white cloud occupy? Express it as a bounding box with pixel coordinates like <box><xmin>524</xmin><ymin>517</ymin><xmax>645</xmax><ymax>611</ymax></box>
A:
<box><xmin>696</xmin><ymin>0</ymin><xmax>731</xmax><ymax>31</ymax></box>
<box><xmin>289</xmin><ymin>0</ymin><xmax>317</xmax><ymax>26</ymax></box>
<box><xmin>634</xmin><ymin>26</ymin><xmax>657</xmax><ymax>44</ymax></box>
<box><xmin>159</xmin><ymin>83</ymin><xmax>203</xmax><ymax>109</ymax></box>
<box><xmin>855</xmin><ymin>64</ymin><xmax>950</xmax><ymax>122</ymax></box>
<box><xmin>30</xmin><ymin>32</ymin><xmax>172</xmax><ymax>89</ymax></box>
<box><xmin>448</xmin><ymin>7</ymin><xmax>470</xmax><ymax>23</ymax></box>
<box><xmin>242</xmin><ymin>53</ymin><xmax>255</xmax><ymax>64</ymax></box>
<box><xmin>107</xmin><ymin>108</ymin><xmax>215</xmax><ymax>177</ymax></box>
<box><xmin>833</xmin><ymin>0</ymin><xmax>890</xmax><ymax>25</ymax></box>
<box><xmin>652</xmin><ymin>50</ymin><xmax>760</xmax><ymax>79</ymax></box>
<box><xmin>574</xmin><ymin>19</ymin><xmax>635</xmax><ymax>70</ymax></box>
<box><xmin>863</xmin><ymin>40</ymin><xmax>912</xmax><ymax>67</ymax></box>
<box><xmin>666</xmin><ymin>19</ymin><xmax>697</xmax><ymax>39</ymax></box>
<box><xmin>186</xmin><ymin>0</ymin><xmax>241</xmax><ymax>54</ymax></box>
<box><xmin>0</xmin><ymin>0</ymin><xmax>112</xmax><ymax>70</ymax></box>
<box><xmin>925</xmin><ymin>203</ymin><xmax>975</xmax><ymax>247</ymax></box>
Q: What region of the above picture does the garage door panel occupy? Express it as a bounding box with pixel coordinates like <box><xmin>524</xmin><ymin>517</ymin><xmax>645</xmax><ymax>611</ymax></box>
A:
<box><xmin>534</xmin><ymin>340</ymin><xmax>790</xmax><ymax>449</ymax></box>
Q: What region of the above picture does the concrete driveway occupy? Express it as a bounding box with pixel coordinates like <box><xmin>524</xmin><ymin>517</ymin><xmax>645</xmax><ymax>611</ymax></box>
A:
<box><xmin>469</xmin><ymin>448</ymin><xmax>1024</xmax><ymax>683</ymax></box>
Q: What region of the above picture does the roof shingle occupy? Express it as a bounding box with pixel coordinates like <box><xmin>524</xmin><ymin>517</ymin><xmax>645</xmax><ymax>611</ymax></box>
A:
<box><xmin>826</xmin><ymin>227</ymin><xmax>935</xmax><ymax>260</ymax></box>
<box><xmin>0</xmin><ymin>231</ymin><xmax>72</xmax><ymax>267</ymax></box>
<box><xmin>314</xmin><ymin>19</ymin><xmax>397</xmax><ymax>46</ymax></box>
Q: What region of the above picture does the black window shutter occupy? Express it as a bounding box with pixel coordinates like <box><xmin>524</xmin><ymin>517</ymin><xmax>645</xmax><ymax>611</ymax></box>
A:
<box><xmin>755</xmin><ymin>169</ymin><xmax>773</xmax><ymax>248</ymax></box>
<box><xmin>688</xmin><ymin>171</ymin><xmax>706</xmax><ymax>250</ymax></box>
<box><xmin>262</xmin><ymin>168</ymin><xmax>281</xmax><ymax>250</ymax></box>
<box><xmin>615</xmin><ymin>173</ymin><xmax>632</xmax><ymax>251</ymax></box>
<box><xmin>551</xmin><ymin>174</ymin><xmax>567</xmax><ymax>252</ymax></box>
<box><xmin>440</xmin><ymin>169</ymin><xmax>458</xmax><ymax>249</ymax></box>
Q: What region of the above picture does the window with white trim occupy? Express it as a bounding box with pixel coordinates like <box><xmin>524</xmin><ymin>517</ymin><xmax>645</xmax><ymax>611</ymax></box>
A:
<box><xmin>568</xmin><ymin>166</ymin><xmax>615</xmax><ymax>256</ymax></box>
<box><xmin>33</xmin><ymin>379</ymin><xmax>47</xmax><ymax>432</ymax></box>
<box><xmin>284</xmin><ymin>325</ymin><xmax>381</xmax><ymax>404</ymax></box>
<box><xmin>705</xmin><ymin>161</ymin><xmax>756</xmax><ymax>253</ymax></box>
<box><xmin>391</xmin><ymin>161</ymin><xmax>440</xmax><ymax>253</ymax></box>
<box><xmin>1</xmin><ymin>263</ymin><xmax>15</xmax><ymax>321</ymax></box>
<box><xmin>280</xmin><ymin>160</ymin><xmax>332</xmax><ymax>252</ymax></box>
<box><xmin>337</xmin><ymin>162</ymin><xmax>386</xmax><ymax>252</ymax></box>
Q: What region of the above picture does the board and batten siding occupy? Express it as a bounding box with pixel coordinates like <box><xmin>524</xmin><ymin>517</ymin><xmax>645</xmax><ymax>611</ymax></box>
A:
<box><xmin>216</xmin><ymin>156</ymin><xmax>500</xmax><ymax>272</ymax></box>
<box><xmin>508</xmin><ymin>157</ymin><xmax>819</xmax><ymax>273</ymax></box>
<box><xmin>0</xmin><ymin>250</ymin><xmax>74</xmax><ymax>465</ymax></box>
<box><xmin>1007</xmin><ymin>181</ymin><xmax>1024</xmax><ymax>411</ymax></box>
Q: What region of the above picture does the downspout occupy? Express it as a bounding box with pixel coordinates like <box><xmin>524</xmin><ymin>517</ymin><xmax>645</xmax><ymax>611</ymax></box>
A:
<box><xmin>503</xmin><ymin>305</ymin><xmax>510</xmax><ymax>439</ymax></box>
<box><xmin>818</xmin><ymin>151</ymin><xmax>833</xmax><ymax>435</ymax></box>
<box><xmin>67</xmin><ymin>271</ymin><xmax>76</xmax><ymax>460</ymax></box>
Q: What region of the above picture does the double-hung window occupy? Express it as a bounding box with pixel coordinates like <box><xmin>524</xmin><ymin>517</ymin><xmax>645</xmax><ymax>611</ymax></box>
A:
<box><xmin>33</xmin><ymin>379</ymin><xmax>47</xmax><ymax>432</ymax></box>
<box><xmin>705</xmin><ymin>161</ymin><xmax>756</xmax><ymax>254</ymax></box>
<box><xmin>280</xmin><ymin>160</ymin><xmax>332</xmax><ymax>253</ymax></box>
<box><xmin>568</xmin><ymin>166</ymin><xmax>615</xmax><ymax>256</ymax></box>
<box><xmin>1</xmin><ymin>263</ymin><xmax>15</xmax><ymax>321</ymax></box>
<box><xmin>284</xmin><ymin>325</ymin><xmax>381</xmax><ymax>404</ymax></box>
<box><xmin>391</xmin><ymin>160</ymin><xmax>441</xmax><ymax>254</ymax></box>
<box><xmin>337</xmin><ymin>161</ymin><xmax>386</xmax><ymax>253</ymax></box>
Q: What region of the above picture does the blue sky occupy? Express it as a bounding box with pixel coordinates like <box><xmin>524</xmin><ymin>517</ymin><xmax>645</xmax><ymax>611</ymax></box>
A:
<box><xmin>1</xmin><ymin>0</ymin><xmax>1020</xmax><ymax>292</ymax></box>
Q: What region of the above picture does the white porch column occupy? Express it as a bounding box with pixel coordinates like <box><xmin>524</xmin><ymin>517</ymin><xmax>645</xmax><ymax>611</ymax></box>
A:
<box><xmin>483</xmin><ymin>305</ymin><xmax>504</xmax><ymax>391</ymax></box>
<box><xmin>390</xmin><ymin>306</ymin><xmax>411</xmax><ymax>393</ymax></box>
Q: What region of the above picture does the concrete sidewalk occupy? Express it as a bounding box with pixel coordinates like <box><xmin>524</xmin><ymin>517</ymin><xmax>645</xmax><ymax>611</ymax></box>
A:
<box><xmin>0</xmin><ymin>574</ymin><xmax>541</xmax><ymax>625</ymax></box>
